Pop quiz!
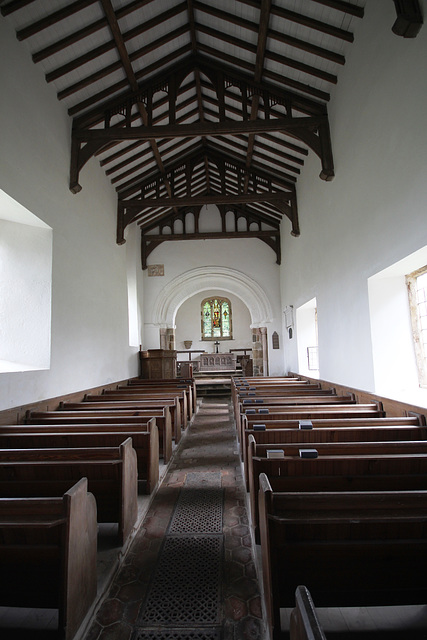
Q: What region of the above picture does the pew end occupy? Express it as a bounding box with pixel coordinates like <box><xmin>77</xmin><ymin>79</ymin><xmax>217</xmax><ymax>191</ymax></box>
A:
<box><xmin>290</xmin><ymin>586</ymin><xmax>327</xmax><ymax>640</ymax></box>
<box><xmin>0</xmin><ymin>477</ymin><xmax>97</xmax><ymax>640</ymax></box>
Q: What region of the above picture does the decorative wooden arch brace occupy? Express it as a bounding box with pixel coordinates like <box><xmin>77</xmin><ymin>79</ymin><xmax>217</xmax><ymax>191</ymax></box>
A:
<box><xmin>69</xmin><ymin>55</ymin><xmax>335</xmax><ymax>265</ymax></box>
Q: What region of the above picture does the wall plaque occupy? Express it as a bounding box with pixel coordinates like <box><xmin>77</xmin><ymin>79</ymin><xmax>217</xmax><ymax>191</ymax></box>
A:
<box><xmin>147</xmin><ymin>264</ymin><xmax>164</xmax><ymax>277</ymax></box>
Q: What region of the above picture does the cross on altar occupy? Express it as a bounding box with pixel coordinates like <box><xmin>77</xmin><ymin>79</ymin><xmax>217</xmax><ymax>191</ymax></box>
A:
<box><xmin>214</xmin><ymin>341</ymin><xmax>220</xmax><ymax>354</ymax></box>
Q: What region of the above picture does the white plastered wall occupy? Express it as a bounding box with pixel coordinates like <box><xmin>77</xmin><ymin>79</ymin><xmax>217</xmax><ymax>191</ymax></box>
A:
<box><xmin>141</xmin><ymin>218</ymin><xmax>284</xmax><ymax>374</ymax></box>
<box><xmin>0</xmin><ymin>19</ymin><xmax>142</xmax><ymax>410</ymax></box>
<box><xmin>280</xmin><ymin>0</ymin><xmax>427</xmax><ymax>399</ymax></box>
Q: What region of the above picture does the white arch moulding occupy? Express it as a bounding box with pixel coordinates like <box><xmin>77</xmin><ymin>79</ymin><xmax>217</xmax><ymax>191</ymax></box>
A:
<box><xmin>151</xmin><ymin>266</ymin><xmax>274</xmax><ymax>328</ymax></box>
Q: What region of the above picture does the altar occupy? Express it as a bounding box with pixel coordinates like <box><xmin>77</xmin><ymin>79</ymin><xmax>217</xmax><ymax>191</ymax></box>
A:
<box><xmin>199</xmin><ymin>353</ymin><xmax>236</xmax><ymax>371</ymax></box>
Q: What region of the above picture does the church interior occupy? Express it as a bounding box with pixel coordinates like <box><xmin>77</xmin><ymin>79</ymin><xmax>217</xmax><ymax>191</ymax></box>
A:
<box><xmin>1</xmin><ymin>0</ymin><xmax>427</xmax><ymax>639</ymax></box>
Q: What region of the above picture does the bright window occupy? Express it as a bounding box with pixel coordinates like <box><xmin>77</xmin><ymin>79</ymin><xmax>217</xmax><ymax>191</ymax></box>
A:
<box><xmin>0</xmin><ymin>189</ymin><xmax>52</xmax><ymax>373</ymax></box>
<box><xmin>367</xmin><ymin>245</ymin><xmax>427</xmax><ymax>406</ymax></box>
<box><xmin>406</xmin><ymin>266</ymin><xmax>427</xmax><ymax>388</ymax></box>
<box><xmin>296</xmin><ymin>297</ymin><xmax>319</xmax><ymax>378</ymax></box>
<box><xmin>201</xmin><ymin>297</ymin><xmax>232</xmax><ymax>340</ymax></box>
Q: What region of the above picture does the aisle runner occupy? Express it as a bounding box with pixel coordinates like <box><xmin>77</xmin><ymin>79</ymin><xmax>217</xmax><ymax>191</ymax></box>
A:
<box><xmin>133</xmin><ymin>472</ymin><xmax>224</xmax><ymax>640</ymax></box>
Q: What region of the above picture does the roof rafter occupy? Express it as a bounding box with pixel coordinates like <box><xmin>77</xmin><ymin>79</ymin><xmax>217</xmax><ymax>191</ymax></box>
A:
<box><xmin>2</xmin><ymin>0</ymin><xmax>368</xmax><ymax>268</ymax></box>
<box><xmin>99</xmin><ymin>0</ymin><xmax>177</xmax><ymax>213</ymax></box>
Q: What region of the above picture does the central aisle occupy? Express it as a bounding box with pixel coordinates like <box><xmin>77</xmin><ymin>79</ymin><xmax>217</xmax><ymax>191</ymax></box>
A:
<box><xmin>85</xmin><ymin>397</ymin><xmax>264</xmax><ymax>640</ymax></box>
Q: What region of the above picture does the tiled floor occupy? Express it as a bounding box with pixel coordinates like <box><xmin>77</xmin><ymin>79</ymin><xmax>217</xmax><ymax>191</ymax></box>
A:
<box><xmin>83</xmin><ymin>396</ymin><xmax>265</xmax><ymax>640</ymax></box>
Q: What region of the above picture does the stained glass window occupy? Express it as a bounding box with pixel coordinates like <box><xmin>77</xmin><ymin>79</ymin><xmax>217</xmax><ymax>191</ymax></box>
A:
<box><xmin>201</xmin><ymin>297</ymin><xmax>232</xmax><ymax>340</ymax></box>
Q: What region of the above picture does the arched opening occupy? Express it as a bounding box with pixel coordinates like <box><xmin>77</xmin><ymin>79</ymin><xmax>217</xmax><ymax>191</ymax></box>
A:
<box><xmin>175</xmin><ymin>290</ymin><xmax>252</xmax><ymax>374</ymax></box>
<box><xmin>148</xmin><ymin>266</ymin><xmax>274</xmax><ymax>376</ymax></box>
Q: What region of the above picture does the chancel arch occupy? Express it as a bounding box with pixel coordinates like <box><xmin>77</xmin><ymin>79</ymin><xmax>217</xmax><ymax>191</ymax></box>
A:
<box><xmin>149</xmin><ymin>266</ymin><xmax>274</xmax><ymax>375</ymax></box>
<box><xmin>151</xmin><ymin>266</ymin><xmax>273</xmax><ymax>328</ymax></box>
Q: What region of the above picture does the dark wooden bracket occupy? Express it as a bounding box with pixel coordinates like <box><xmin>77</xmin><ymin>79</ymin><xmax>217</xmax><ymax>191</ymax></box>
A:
<box><xmin>392</xmin><ymin>0</ymin><xmax>423</xmax><ymax>38</ymax></box>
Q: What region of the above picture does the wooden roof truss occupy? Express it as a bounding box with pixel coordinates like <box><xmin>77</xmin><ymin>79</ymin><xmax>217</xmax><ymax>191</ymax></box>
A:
<box><xmin>1</xmin><ymin>0</ymin><xmax>379</xmax><ymax>267</ymax></box>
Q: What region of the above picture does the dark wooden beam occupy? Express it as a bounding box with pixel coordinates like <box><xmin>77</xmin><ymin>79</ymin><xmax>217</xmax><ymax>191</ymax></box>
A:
<box><xmin>100</xmin><ymin>0</ymin><xmax>168</xmax><ymax>181</ymax></box>
<box><xmin>244</xmin><ymin>0</ymin><xmax>272</xmax><ymax>192</ymax></box>
<box><xmin>32</xmin><ymin>0</ymin><xmax>156</xmax><ymax>62</ymax></box>
<box><xmin>197</xmin><ymin>42</ymin><xmax>331</xmax><ymax>102</ymax></box>
<box><xmin>310</xmin><ymin>0</ymin><xmax>364</xmax><ymax>18</ymax></box>
<box><xmin>74</xmin><ymin>116</ymin><xmax>328</xmax><ymax>142</ymax></box>
<box><xmin>212</xmin><ymin>136</ymin><xmax>301</xmax><ymax>178</ymax></box>
<box><xmin>192</xmin><ymin>1</ymin><xmax>345</xmax><ymax>64</ymax></box>
<box><xmin>114</xmin><ymin>139</ymin><xmax>197</xmax><ymax>192</ymax></box>
<box><xmin>195</xmin><ymin>22</ymin><xmax>337</xmax><ymax>84</ymax></box>
<box><xmin>72</xmin><ymin>52</ymin><xmax>329</xmax><ymax>128</ymax></box>
<box><xmin>138</xmin><ymin>200</ymin><xmax>282</xmax><ymax>234</ymax></box>
<box><xmin>46</xmin><ymin>2</ymin><xmax>187</xmax><ymax>82</ymax></box>
<box><xmin>142</xmin><ymin>230</ymin><xmax>280</xmax><ymax>241</ymax></box>
<box><xmin>71</xmin><ymin>113</ymin><xmax>331</xmax><ymax>193</ymax></box>
<box><xmin>122</xmin><ymin>192</ymin><xmax>292</xmax><ymax>209</ymax></box>
<box><xmin>57</xmin><ymin>24</ymin><xmax>188</xmax><ymax>100</ymax></box>
<box><xmin>68</xmin><ymin>44</ymin><xmax>192</xmax><ymax>117</ymax></box>
<box><xmin>392</xmin><ymin>0</ymin><xmax>423</xmax><ymax>38</ymax></box>
<box><xmin>96</xmin><ymin>78</ymin><xmax>194</xmax><ymax>160</ymax></box>
<box><xmin>238</xmin><ymin>0</ymin><xmax>354</xmax><ymax>42</ymax></box>
<box><xmin>187</xmin><ymin>0</ymin><xmax>212</xmax><ymax>192</ymax></box>
<box><xmin>16</xmin><ymin>0</ymin><xmax>98</xmax><ymax>40</ymax></box>
<box><xmin>1</xmin><ymin>0</ymin><xmax>37</xmax><ymax>16</ymax></box>
<box><xmin>140</xmin><ymin>229</ymin><xmax>282</xmax><ymax>267</ymax></box>
<box><xmin>100</xmin><ymin>0</ymin><xmax>136</xmax><ymax>86</ymax></box>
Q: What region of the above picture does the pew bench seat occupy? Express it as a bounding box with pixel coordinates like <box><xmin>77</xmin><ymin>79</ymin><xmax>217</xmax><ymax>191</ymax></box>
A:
<box><xmin>238</xmin><ymin>404</ymin><xmax>385</xmax><ymax>449</ymax></box>
<box><xmin>241</xmin><ymin>416</ymin><xmax>427</xmax><ymax>487</ymax></box>
<box><xmin>259</xmin><ymin>474</ymin><xmax>427</xmax><ymax>639</ymax></box>
<box><xmin>0</xmin><ymin>424</ymin><xmax>159</xmax><ymax>494</ymax></box>
<box><xmin>249</xmin><ymin>451</ymin><xmax>427</xmax><ymax>541</ymax></box>
<box><xmin>25</xmin><ymin>410</ymin><xmax>170</xmax><ymax>463</ymax></box>
<box><xmin>0</xmin><ymin>477</ymin><xmax>97</xmax><ymax>640</ymax></box>
<box><xmin>0</xmin><ymin>438</ymin><xmax>137</xmax><ymax>545</ymax></box>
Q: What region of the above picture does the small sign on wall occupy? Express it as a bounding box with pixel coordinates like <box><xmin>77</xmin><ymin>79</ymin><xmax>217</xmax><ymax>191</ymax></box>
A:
<box><xmin>147</xmin><ymin>264</ymin><xmax>164</xmax><ymax>277</ymax></box>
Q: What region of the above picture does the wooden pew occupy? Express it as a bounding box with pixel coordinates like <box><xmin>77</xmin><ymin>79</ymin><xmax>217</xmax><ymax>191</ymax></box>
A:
<box><xmin>232</xmin><ymin>376</ymin><xmax>349</xmax><ymax>419</ymax></box>
<box><xmin>72</xmin><ymin>394</ymin><xmax>185</xmax><ymax>436</ymax></box>
<box><xmin>232</xmin><ymin>376</ymin><xmax>318</xmax><ymax>394</ymax></box>
<box><xmin>0</xmin><ymin>438</ymin><xmax>138</xmax><ymax>545</ymax></box>
<box><xmin>111</xmin><ymin>385</ymin><xmax>193</xmax><ymax>421</ymax></box>
<box><xmin>240</xmin><ymin>414</ymin><xmax>426</xmax><ymax>487</ymax></box>
<box><xmin>232</xmin><ymin>382</ymin><xmax>329</xmax><ymax>415</ymax></box>
<box><xmin>252</xmin><ymin>438</ymin><xmax>427</xmax><ymax>458</ymax></box>
<box><xmin>84</xmin><ymin>389</ymin><xmax>188</xmax><ymax>429</ymax></box>
<box><xmin>248</xmin><ymin>446</ymin><xmax>427</xmax><ymax>541</ymax></box>
<box><xmin>0</xmin><ymin>477</ymin><xmax>97</xmax><ymax>640</ymax></box>
<box><xmin>26</xmin><ymin>409</ymin><xmax>172</xmax><ymax>463</ymax></box>
<box><xmin>236</xmin><ymin>395</ymin><xmax>357</xmax><ymax>443</ymax></box>
<box><xmin>81</xmin><ymin>396</ymin><xmax>178</xmax><ymax>445</ymax></box>
<box><xmin>289</xmin><ymin>586</ymin><xmax>326</xmax><ymax>640</ymax></box>
<box><xmin>121</xmin><ymin>378</ymin><xmax>196</xmax><ymax>417</ymax></box>
<box><xmin>0</xmin><ymin>424</ymin><xmax>159</xmax><ymax>494</ymax></box>
<box><xmin>105</xmin><ymin>385</ymin><xmax>192</xmax><ymax>420</ymax></box>
<box><xmin>237</xmin><ymin>403</ymin><xmax>385</xmax><ymax>449</ymax></box>
<box><xmin>258</xmin><ymin>473</ymin><xmax>427</xmax><ymax>639</ymax></box>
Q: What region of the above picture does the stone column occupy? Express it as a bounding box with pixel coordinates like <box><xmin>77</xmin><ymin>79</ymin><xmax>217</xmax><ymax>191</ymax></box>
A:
<box><xmin>261</xmin><ymin>326</ymin><xmax>268</xmax><ymax>377</ymax></box>
<box><xmin>159</xmin><ymin>327</ymin><xmax>175</xmax><ymax>350</ymax></box>
<box><xmin>251</xmin><ymin>328</ymin><xmax>262</xmax><ymax>375</ymax></box>
<box><xmin>251</xmin><ymin>327</ymin><xmax>269</xmax><ymax>376</ymax></box>
<box><xmin>159</xmin><ymin>328</ymin><xmax>167</xmax><ymax>350</ymax></box>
